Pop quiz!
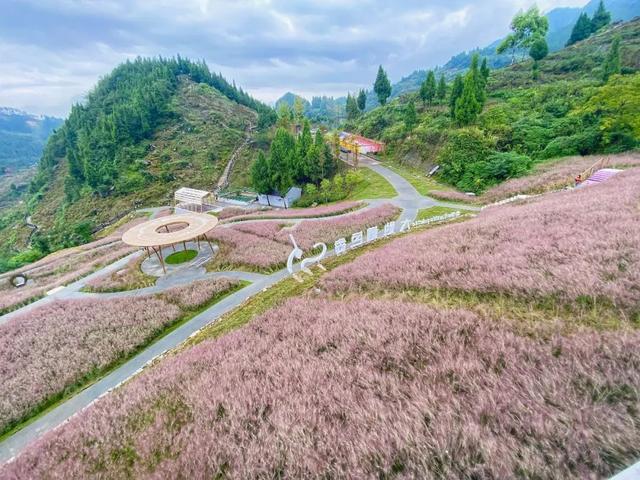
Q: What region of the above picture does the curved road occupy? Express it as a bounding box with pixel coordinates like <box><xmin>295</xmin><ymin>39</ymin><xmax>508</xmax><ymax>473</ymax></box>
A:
<box><xmin>0</xmin><ymin>160</ymin><xmax>478</xmax><ymax>465</ymax></box>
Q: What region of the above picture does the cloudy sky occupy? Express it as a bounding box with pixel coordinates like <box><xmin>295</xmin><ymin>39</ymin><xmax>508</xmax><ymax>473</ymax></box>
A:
<box><xmin>1</xmin><ymin>0</ymin><xmax>587</xmax><ymax>117</ymax></box>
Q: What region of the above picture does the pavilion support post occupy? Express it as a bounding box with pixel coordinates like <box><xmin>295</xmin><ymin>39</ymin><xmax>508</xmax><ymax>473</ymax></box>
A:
<box><xmin>145</xmin><ymin>247</ymin><xmax>151</xmax><ymax>259</ymax></box>
<box><xmin>205</xmin><ymin>235</ymin><xmax>215</xmax><ymax>254</ymax></box>
<box><xmin>152</xmin><ymin>246</ymin><xmax>166</xmax><ymax>274</ymax></box>
<box><xmin>183</xmin><ymin>241</ymin><xmax>187</xmax><ymax>251</ymax></box>
<box><xmin>196</xmin><ymin>236</ymin><xmax>201</xmax><ymax>250</ymax></box>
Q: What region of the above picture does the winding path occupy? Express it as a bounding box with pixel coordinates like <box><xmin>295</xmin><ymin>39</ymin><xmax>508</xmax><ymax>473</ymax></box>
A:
<box><xmin>0</xmin><ymin>159</ymin><xmax>476</xmax><ymax>465</ymax></box>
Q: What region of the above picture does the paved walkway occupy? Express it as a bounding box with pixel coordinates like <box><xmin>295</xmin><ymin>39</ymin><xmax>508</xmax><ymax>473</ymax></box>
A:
<box><xmin>0</xmin><ymin>158</ymin><xmax>477</xmax><ymax>465</ymax></box>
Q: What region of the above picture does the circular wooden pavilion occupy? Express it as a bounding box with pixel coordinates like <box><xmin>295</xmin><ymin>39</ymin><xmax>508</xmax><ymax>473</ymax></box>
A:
<box><xmin>122</xmin><ymin>213</ymin><xmax>219</xmax><ymax>274</ymax></box>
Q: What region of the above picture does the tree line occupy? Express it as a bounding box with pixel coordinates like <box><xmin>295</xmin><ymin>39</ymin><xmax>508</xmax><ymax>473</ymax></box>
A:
<box><xmin>251</xmin><ymin>120</ymin><xmax>337</xmax><ymax>196</ymax></box>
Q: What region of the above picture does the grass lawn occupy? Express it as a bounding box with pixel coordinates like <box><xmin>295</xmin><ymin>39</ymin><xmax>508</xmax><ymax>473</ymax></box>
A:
<box><xmin>381</xmin><ymin>162</ymin><xmax>444</xmax><ymax>196</ymax></box>
<box><xmin>416</xmin><ymin>206</ymin><xmax>462</xmax><ymax>221</ymax></box>
<box><xmin>346</xmin><ymin>167</ymin><xmax>396</xmax><ymax>200</ymax></box>
<box><xmin>166</xmin><ymin>249</ymin><xmax>198</xmax><ymax>264</ymax></box>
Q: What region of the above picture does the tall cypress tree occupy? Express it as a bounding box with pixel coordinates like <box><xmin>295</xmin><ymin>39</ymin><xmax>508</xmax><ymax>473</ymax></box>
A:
<box><xmin>591</xmin><ymin>0</ymin><xmax>611</xmax><ymax>32</ymax></box>
<box><xmin>470</xmin><ymin>54</ymin><xmax>485</xmax><ymax>109</ymax></box>
<box><xmin>374</xmin><ymin>65</ymin><xmax>392</xmax><ymax>106</ymax></box>
<box><xmin>357</xmin><ymin>89</ymin><xmax>367</xmax><ymax>112</ymax></box>
<box><xmin>454</xmin><ymin>74</ymin><xmax>480</xmax><ymax>125</ymax></box>
<box><xmin>567</xmin><ymin>13</ymin><xmax>593</xmax><ymax>46</ymax></box>
<box><xmin>404</xmin><ymin>100</ymin><xmax>417</xmax><ymax>131</ymax></box>
<box><xmin>420</xmin><ymin>71</ymin><xmax>437</xmax><ymax>105</ymax></box>
<box><xmin>449</xmin><ymin>75</ymin><xmax>464</xmax><ymax>117</ymax></box>
<box><xmin>437</xmin><ymin>74</ymin><xmax>447</xmax><ymax>101</ymax></box>
<box><xmin>480</xmin><ymin>58</ymin><xmax>490</xmax><ymax>83</ymax></box>
<box><xmin>602</xmin><ymin>36</ymin><xmax>621</xmax><ymax>81</ymax></box>
<box><xmin>346</xmin><ymin>93</ymin><xmax>359</xmax><ymax>120</ymax></box>
<box><xmin>251</xmin><ymin>151</ymin><xmax>271</xmax><ymax>194</ymax></box>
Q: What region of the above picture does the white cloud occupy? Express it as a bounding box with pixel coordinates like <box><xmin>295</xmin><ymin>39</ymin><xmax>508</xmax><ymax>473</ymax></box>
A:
<box><xmin>0</xmin><ymin>0</ymin><xmax>591</xmax><ymax>117</ymax></box>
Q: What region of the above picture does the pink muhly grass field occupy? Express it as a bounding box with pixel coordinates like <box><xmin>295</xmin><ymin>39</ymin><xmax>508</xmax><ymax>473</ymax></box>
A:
<box><xmin>0</xmin><ymin>241</ymin><xmax>136</xmax><ymax>314</ymax></box>
<box><xmin>323</xmin><ymin>169</ymin><xmax>640</xmax><ymax>313</ymax></box>
<box><xmin>0</xmin><ymin>277</ymin><xmax>238</xmax><ymax>434</ymax></box>
<box><xmin>480</xmin><ymin>152</ymin><xmax>640</xmax><ymax>203</ymax></box>
<box><xmin>6</xmin><ymin>298</ymin><xmax>639</xmax><ymax>478</ymax></box>
<box><xmin>208</xmin><ymin>204</ymin><xmax>400</xmax><ymax>270</ymax></box>
<box><xmin>161</xmin><ymin>276</ymin><xmax>240</xmax><ymax>310</ymax></box>
<box><xmin>220</xmin><ymin>201</ymin><xmax>363</xmax><ymax>222</ymax></box>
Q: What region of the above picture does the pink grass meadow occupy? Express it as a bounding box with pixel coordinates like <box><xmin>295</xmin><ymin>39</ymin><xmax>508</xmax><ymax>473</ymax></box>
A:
<box><xmin>4</xmin><ymin>297</ymin><xmax>639</xmax><ymax>478</ymax></box>
<box><xmin>0</xmin><ymin>241</ymin><xmax>136</xmax><ymax>313</ymax></box>
<box><xmin>0</xmin><ymin>277</ymin><xmax>239</xmax><ymax>434</ymax></box>
<box><xmin>208</xmin><ymin>204</ymin><xmax>400</xmax><ymax>270</ymax></box>
<box><xmin>323</xmin><ymin>168</ymin><xmax>640</xmax><ymax>313</ymax></box>
<box><xmin>218</xmin><ymin>201</ymin><xmax>363</xmax><ymax>222</ymax></box>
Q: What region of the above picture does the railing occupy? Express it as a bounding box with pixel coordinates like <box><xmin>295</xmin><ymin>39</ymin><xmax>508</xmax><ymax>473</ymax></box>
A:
<box><xmin>575</xmin><ymin>156</ymin><xmax>612</xmax><ymax>184</ymax></box>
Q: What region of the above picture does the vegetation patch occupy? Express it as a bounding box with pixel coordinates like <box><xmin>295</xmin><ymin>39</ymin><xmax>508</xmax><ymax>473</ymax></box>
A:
<box><xmin>416</xmin><ymin>205</ymin><xmax>462</xmax><ymax>221</ymax></box>
<box><xmin>165</xmin><ymin>249</ymin><xmax>198</xmax><ymax>265</ymax></box>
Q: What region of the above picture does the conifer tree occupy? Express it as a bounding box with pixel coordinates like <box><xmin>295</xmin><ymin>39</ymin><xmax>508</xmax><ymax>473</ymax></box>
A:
<box><xmin>480</xmin><ymin>58</ymin><xmax>490</xmax><ymax>83</ymax></box>
<box><xmin>374</xmin><ymin>65</ymin><xmax>392</xmax><ymax>105</ymax></box>
<box><xmin>449</xmin><ymin>74</ymin><xmax>464</xmax><ymax>117</ymax></box>
<box><xmin>602</xmin><ymin>36</ymin><xmax>621</xmax><ymax>81</ymax></box>
<box><xmin>357</xmin><ymin>89</ymin><xmax>367</xmax><ymax>112</ymax></box>
<box><xmin>591</xmin><ymin>0</ymin><xmax>611</xmax><ymax>33</ymax></box>
<box><xmin>470</xmin><ymin>54</ymin><xmax>486</xmax><ymax>108</ymax></box>
<box><xmin>404</xmin><ymin>100</ymin><xmax>417</xmax><ymax>131</ymax></box>
<box><xmin>567</xmin><ymin>13</ymin><xmax>592</xmax><ymax>46</ymax></box>
<box><xmin>346</xmin><ymin>93</ymin><xmax>360</xmax><ymax>120</ymax></box>
<box><xmin>251</xmin><ymin>151</ymin><xmax>271</xmax><ymax>194</ymax></box>
<box><xmin>454</xmin><ymin>74</ymin><xmax>480</xmax><ymax>125</ymax></box>
<box><xmin>420</xmin><ymin>71</ymin><xmax>437</xmax><ymax>105</ymax></box>
<box><xmin>437</xmin><ymin>74</ymin><xmax>447</xmax><ymax>101</ymax></box>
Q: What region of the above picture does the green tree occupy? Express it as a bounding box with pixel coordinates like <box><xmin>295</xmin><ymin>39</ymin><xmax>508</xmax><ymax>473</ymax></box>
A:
<box><xmin>469</xmin><ymin>54</ymin><xmax>486</xmax><ymax>107</ymax></box>
<box><xmin>437</xmin><ymin>74</ymin><xmax>447</xmax><ymax>101</ymax></box>
<box><xmin>567</xmin><ymin>13</ymin><xmax>592</xmax><ymax>46</ymax></box>
<box><xmin>346</xmin><ymin>93</ymin><xmax>360</xmax><ymax>120</ymax></box>
<box><xmin>251</xmin><ymin>151</ymin><xmax>271</xmax><ymax>194</ymax></box>
<box><xmin>577</xmin><ymin>73</ymin><xmax>640</xmax><ymax>147</ymax></box>
<box><xmin>420</xmin><ymin>70</ymin><xmax>437</xmax><ymax>105</ymax></box>
<box><xmin>591</xmin><ymin>0</ymin><xmax>611</xmax><ymax>33</ymax></box>
<box><xmin>373</xmin><ymin>65</ymin><xmax>392</xmax><ymax>106</ymax></box>
<box><xmin>357</xmin><ymin>89</ymin><xmax>367</xmax><ymax>112</ymax></box>
<box><xmin>480</xmin><ymin>58</ymin><xmax>490</xmax><ymax>83</ymax></box>
<box><xmin>269</xmin><ymin>128</ymin><xmax>296</xmax><ymax>194</ymax></box>
<box><xmin>602</xmin><ymin>36</ymin><xmax>621</xmax><ymax>81</ymax></box>
<box><xmin>404</xmin><ymin>100</ymin><xmax>417</xmax><ymax>131</ymax></box>
<box><xmin>454</xmin><ymin>74</ymin><xmax>480</xmax><ymax>125</ymax></box>
<box><xmin>449</xmin><ymin>74</ymin><xmax>464</xmax><ymax>117</ymax></box>
<box><xmin>529</xmin><ymin>36</ymin><xmax>549</xmax><ymax>79</ymax></box>
<box><xmin>276</xmin><ymin>102</ymin><xmax>293</xmax><ymax>130</ymax></box>
<box><xmin>293</xmin><ymin>96</ymin><xmax>306</xmax><ymax>125</ymax></box>
<box><xmin>498</xmin><ymin>7</ymin><xmax>549</xmax><ymax>62</ymax></box>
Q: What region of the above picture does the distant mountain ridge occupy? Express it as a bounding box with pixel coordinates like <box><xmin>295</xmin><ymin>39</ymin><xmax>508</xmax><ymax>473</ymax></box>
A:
<box><xmin>0</xmin><ymin>107</ymin><xmax>63</xmax><ymax>171</ymax></box>
<box><xmin>388</xmin><ymin>0</ymin><xmax>639</xmax><ymax>100</ymax></box>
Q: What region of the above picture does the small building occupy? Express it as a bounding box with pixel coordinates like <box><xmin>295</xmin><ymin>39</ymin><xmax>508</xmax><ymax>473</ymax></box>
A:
<box><xmin>174</xmin><ymin>187</ymin><xmax>216</xmax><ymax>212</ymax></box>
<box><xmin>339</xmin><ymin>132</ymin><xmax>385</xmax><ymax>154</ymax></box>
<box><xmin>258</xmin><ymin>187</ymin><xmax>302</xmax><ymax>208</ymax></box>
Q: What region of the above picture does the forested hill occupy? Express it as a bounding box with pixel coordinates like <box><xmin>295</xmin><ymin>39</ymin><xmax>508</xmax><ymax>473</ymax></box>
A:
<box><xmin>31</xmin><ymin>57</ymin><xmax>274</xmax><ymax>201</ymax></box>
<box><xmin>347</xmin><ymin>17</ymin><xmax>639</xmax><ymax>193</ymax></box>
<box><xmin>382</xmin><ymin>0</ymin><xmax>639</xmax><ymax>102</ymax></box>
<box><xmin>0</xmin><ymin>57</ymin><xmax>275</xmax><ymax>271</ymax></box>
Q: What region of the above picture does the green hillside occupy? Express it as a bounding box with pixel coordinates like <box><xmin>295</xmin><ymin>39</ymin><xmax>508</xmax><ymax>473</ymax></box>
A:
<box><xmin>0</xmin><ymin>57</ymin><xmax>276</xmax><ymax>272</ymax></box>
<box><xmin>347</xmin><ymin>18</ymin><xmax>639</xmax><ymax>194</ymax></box>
